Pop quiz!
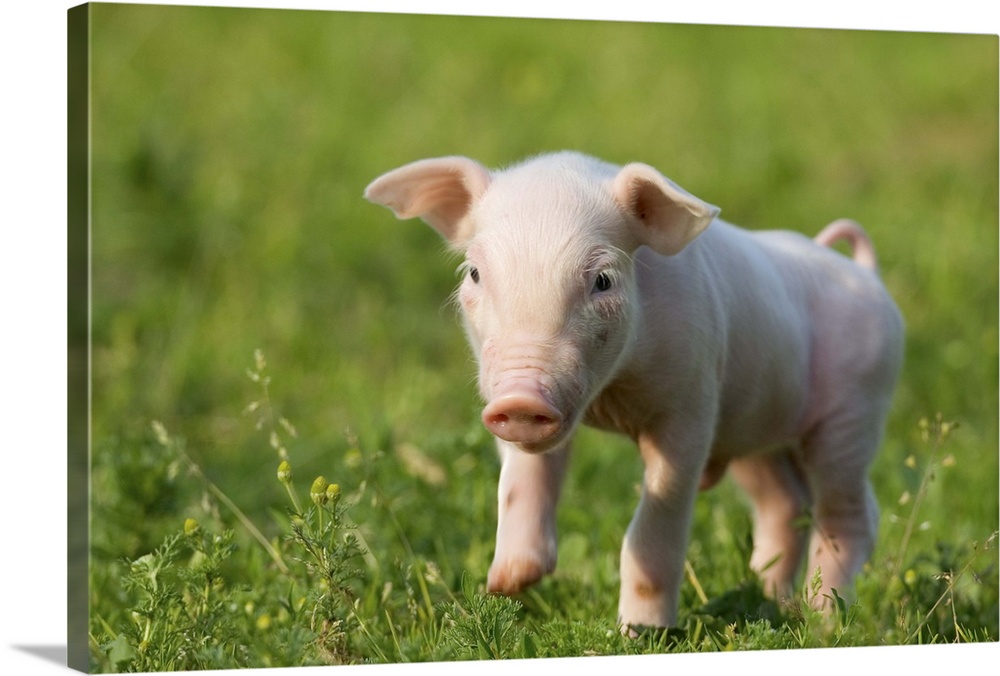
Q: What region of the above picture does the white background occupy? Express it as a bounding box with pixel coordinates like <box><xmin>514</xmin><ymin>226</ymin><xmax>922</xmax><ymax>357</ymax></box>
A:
<box><xmin>1</xmin><ymin>1</ymin><xmax>997</xmax><ymax>674</ymax></box>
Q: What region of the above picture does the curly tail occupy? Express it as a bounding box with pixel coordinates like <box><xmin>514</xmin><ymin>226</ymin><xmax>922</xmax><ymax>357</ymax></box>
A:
<box><xmin>814</xmin><ymin>218</ymin><xmax>878</xmax><ymax>272</ymax></box>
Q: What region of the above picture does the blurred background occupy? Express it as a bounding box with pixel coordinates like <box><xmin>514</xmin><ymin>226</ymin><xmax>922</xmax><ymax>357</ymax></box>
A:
<box><xmin>87</xmin><ymin>1</ymin><xmax>997</xmax><ymax>629</ymax></box>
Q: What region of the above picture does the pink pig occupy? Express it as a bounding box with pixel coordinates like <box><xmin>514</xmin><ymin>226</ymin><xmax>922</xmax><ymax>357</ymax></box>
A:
<box><xmin>365</xmin><ymin>152</ymin><xmax>903</xmax><ymax>632</ymax></box>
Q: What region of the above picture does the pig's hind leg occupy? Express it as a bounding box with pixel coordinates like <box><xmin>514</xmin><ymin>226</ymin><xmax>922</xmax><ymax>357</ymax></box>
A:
<box><xmin>729</xmin><ymin>450</ymin><xmax>812</xmax><ymax>601</ymax></box>
<box><xmin>487</xmin><ymin>440</ymin><xmax>570</xmax><ymax>595</ymax></box>
<box><xmin>798</xmin><ymin>415</ymin><xmax>883</xmax><ymax>609</ymax></box>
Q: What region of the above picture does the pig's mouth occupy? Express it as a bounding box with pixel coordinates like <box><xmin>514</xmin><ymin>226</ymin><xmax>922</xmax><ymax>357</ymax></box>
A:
<box><xmin>481</xmin><ymin>389</ymin><xmax>573</xmax><ymax>453</ymax></box>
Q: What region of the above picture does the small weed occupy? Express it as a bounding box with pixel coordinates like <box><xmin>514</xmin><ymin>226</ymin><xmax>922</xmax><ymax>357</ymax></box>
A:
<box><xmin>89</xmin><ymin>352</ymin><xmax>375</xmax><ymax>670</ymax></box>
<box><xmin>441</xmin><ymin>573</ymin><xmax>526</xmax><ymax>660</ymax></box>
<box><xmin>248</xmin><ymin>351</ymin><xmax>374</xmax><ymax>663</ymax></box>
<box><xmin>93</xmin><ymin>522</ymin><xmax>245</xmax><ymax>672</ymax></box>
<box><xmin>868</xmin><ymin>415</ymin><xmax>999</xmax><ymax>644</ymax></box>
<box><xmin>892</xmin><ymin>414</ymin><xmax>960</xmax><ymax>577</ymax></box>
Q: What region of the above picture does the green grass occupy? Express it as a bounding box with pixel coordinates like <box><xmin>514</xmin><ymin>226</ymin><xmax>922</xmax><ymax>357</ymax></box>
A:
<box><xmin>85</xmin><ymin>4</ymin><xmax>998</xmax><ymax>671</ymax></box>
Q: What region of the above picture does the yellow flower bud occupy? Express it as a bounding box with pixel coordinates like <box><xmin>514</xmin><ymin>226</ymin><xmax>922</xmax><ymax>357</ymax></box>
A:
<box><xmin>311</xmin><ymin>476</ymin><xmax>329</xmax><ymax>506</ymax></box>
<box><xmin>184</xmin><ymin>518</ymin><xmax>200</xmax><ymax>536</ymax></box>
<box><xmin>277</xmin><ymin>460</ymin><xmax>293</xmax><ymax>485</ymax></box>
<box><xmin>326</xmin><ymin>483</ymin><xmax>341</xmax><ymax>506</ymax></box>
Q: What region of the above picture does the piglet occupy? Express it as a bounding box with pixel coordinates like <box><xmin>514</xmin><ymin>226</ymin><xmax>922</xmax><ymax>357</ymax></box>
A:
<box><xmin>364</xmin><ymin>152</ymin><xmax>903</xmax><ymax>632</ymax></box>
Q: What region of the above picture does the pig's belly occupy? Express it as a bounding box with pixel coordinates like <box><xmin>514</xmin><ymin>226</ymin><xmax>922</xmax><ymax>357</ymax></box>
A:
<box><xmin>697</xmin><ymin>368</ymin><xmax>811</xmax><ymax>489</ymax></box>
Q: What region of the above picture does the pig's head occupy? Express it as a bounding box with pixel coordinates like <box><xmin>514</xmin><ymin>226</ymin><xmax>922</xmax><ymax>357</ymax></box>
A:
<box><xmin>365</xmin><ymin>152</ymin><xmax>719</xmax><ymax>453</ymax></box>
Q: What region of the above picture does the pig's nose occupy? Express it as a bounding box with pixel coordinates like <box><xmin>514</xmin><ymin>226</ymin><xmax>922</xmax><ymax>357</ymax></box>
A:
<box><xmin>482</xmin><ymin>394</ymin><xmax>563</xmax><ymax>447</ymax></box>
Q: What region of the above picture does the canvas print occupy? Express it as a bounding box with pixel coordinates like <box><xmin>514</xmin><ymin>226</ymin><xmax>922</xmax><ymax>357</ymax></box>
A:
<box><xmin>69</xmin><ymin>3</ymin><xmax>999</xmax><ymax>672</ymax></box>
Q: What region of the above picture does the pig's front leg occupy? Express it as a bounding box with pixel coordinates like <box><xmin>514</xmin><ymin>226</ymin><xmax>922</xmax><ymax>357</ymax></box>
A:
<box><xmin>618</xmin><ymin>428</ymin><xmax>707</xmax><ymax>632</ymax></box>
<box><xmin>487</xmin><ymin>439</ymin><xmax>570</xmax><ymax>595</ymax></box>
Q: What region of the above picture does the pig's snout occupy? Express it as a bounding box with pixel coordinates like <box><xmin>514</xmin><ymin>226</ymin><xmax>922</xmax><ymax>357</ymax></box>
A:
<box><xmin>482</xmin><ymin>391</ymin><xmax>564</xmax><ymax>450</ymax></box>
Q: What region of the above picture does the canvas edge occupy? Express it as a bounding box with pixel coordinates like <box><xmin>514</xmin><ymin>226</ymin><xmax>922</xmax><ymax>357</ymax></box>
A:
<box><xmin>68</xmin><ymin>3</ymin><xmax>91</xmax><ymax>673</ymax></box>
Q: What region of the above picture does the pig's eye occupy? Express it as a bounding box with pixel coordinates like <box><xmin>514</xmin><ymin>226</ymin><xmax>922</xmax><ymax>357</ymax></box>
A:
<box><xmin>469</xmin><ymin>266</ymin><xmax>480</xmax><ymax>284</ymax></box>
<box><xmin>593</xmin><ymin>271</ymin><xmax>613</xmax><ymax>293</ymax></box>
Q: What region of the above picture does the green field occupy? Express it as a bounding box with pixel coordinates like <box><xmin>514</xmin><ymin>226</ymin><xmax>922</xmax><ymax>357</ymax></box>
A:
<box><xmin>85</xmin><ymin>5</ymin><xmax>998</xmax><ymax>671</ymax></box>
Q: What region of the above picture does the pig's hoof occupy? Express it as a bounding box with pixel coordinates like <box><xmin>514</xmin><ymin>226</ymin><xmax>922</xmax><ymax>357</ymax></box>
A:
<box><xmin>486</xmin><ymin>554</ymin><xmax>553</xmax><ymax>595</ymax></box>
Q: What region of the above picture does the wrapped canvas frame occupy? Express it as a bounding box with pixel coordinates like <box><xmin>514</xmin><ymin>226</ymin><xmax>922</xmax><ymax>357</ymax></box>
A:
<box><xmin>64</xmin><ymin>3</ymin><xmax>998</xmax><ymax>673</ymax></box>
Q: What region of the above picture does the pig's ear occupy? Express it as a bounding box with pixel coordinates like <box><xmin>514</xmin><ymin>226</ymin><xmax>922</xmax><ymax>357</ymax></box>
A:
<box><xmin>612</xmin><ymin>163</ymin><xmax>720</xmax><ymax>255</ymax></box>
<box><xmin>364</xmin><ymin>156</ymin><xmax>491</xmax><ymax>247</ymax></box>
